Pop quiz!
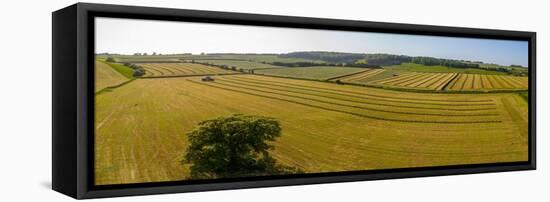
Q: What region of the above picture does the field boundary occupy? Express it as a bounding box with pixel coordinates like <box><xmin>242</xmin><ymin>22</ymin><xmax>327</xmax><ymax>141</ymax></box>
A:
<box><xmin>96</xmin><ymin>79</ymin><xmax>136</xmax><ymax>95</ymax></box>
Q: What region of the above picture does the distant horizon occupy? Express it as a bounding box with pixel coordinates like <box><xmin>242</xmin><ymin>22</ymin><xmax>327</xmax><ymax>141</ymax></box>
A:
<box><xmin>96</xmin><ymin>17</ymin><xmax>529</xmax><ymax>67</ymax></box>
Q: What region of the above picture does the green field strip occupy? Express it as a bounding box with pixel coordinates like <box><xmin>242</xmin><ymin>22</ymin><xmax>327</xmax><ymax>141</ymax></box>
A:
<box><xmin>216</xmin><ymin>79</ymin><xmax>499</xmax><ymax>117</ymax></box>
<box><xmin>189</xmin><ymin>80</ymin><xmax>501</xmax><ymax>124</ymax></box>
<box><xmin>241</xmin><ymin>75</ymin><xmax>494</xmax><ymax>103</ymax></box>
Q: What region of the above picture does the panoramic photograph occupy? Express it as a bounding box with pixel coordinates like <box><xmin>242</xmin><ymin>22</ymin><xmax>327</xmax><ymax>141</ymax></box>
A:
<box><xmin>94</xmin><ymin>17</ymin><xmax>529</xmax><ymax>185</ymax></box>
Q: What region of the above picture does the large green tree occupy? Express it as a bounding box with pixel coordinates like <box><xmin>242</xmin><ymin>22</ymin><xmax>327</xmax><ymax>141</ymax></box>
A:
<box><xmin>182</xmin><ymin>114</ymin><xmax>301</xmax><ymax>179</ymax></box>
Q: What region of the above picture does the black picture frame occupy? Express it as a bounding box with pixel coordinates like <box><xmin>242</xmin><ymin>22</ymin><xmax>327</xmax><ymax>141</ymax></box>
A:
<box><xmin>52</xmin><ymin>3</ymin><xmax>536</xmax><ymax>199</ymax></box>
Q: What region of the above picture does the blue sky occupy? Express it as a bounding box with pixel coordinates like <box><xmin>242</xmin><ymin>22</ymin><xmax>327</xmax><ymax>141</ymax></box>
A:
<box><xmin>96</xmin><ymin>17</ymin><xmax>528</xmax><ymax>66</ymax></box>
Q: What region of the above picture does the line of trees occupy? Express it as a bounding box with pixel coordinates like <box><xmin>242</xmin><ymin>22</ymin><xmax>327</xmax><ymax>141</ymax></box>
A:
<box><xmin>279</xmin><ymin>51</ymin><xmax>365</xmax><ymax>63</ymax></box>
<box><xmin>123</xmin><ymin>63</ymin><xmax>145</xmax><ymax>77</ymax></box>
<box><xmin>269</xmin><ymin>61</ymin><xmax>380</xmax><ymax>68</ymax></box>
<box><xmin>410</xmin><ymin>57</ymin><xmax>480</xmax><ymax>68</ymax></box>
<box><xmin>360</xmin><ymin>54</ymin><xmax>412</xmax><ymax>66</ymax></box>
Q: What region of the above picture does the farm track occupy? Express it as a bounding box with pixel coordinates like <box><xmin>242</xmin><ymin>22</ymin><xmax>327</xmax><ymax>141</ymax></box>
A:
<box><xmin>190</xmin><ymin>80</ymin><xmax>501</xmax><ymax>124</ymax></box>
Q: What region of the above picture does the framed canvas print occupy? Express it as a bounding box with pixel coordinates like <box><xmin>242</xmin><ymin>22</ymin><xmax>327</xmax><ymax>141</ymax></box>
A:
<box><xmin>52</xmin><ymin>3</ymin><xmax>536</xmax><ymax>199</ymax></box>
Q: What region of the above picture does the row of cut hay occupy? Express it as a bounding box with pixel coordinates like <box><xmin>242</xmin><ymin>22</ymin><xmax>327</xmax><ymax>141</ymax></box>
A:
<box><xmin>216</xmin><ymin>78</ymin><xmax>500</xmax><ymax>119</ymax></box>
<box><xmin>139</xmin><ymin>63</ymin><xmax>235</xmax><ymax>77</ymax></box>
<box><xmin>340</xmin><ymin>69</ymin><xmax>384</xmax><ymax>82</ymax></box>
<box><xmin>462</xmin><ymin>74</ymin><xmax>475</xmax><ymax>90</ymax></box>
<box><xmin>387</xmin><ymin>72</ymin><xmax>458</xmax><ymax>90</ymax></box>
<box><xmin>369</xmin><ymin>72</ymin><xmax>420</xmax><ymax>85</ymax></box>
<box><xmin>446</xmin><ymin>74</ymin><xmax>467</xmax><ymax>90</ymax></box>
<box><xmin>500</xmin><ymin>75</ymin><xmax>528</xmax><ymax>88</ymax></box>
<box><xmin>224</xmin><ymin>76</ymin><xmax>496</xmax><ymax>110</ymax></box>
<box><xmin>445</xmin><ymin>74</ymin><xmax>528</xmax><ymax>91</ymax></box>
<box><xmin>391</xmin><ymin>73</ymin><xmax>434</xmax><ymax>87</ymax></box>
<box><xmin>385</xmin><ymin>73</ymin><xmax>430</xmax><ymax>86</ymax></box>
<box><xmin>238</xmin><ymin>75</ymin><xmax>494</xmax><ymax>103</ymax></box>
<box><xmin>147</xmin><ymin>63</ymin><xmax>195</xmax><ymax>74</ymax></box>
<box><xmin>473</xmin><ymin>74</ymin><xmax>483</xmax><ymax>89</ymax></box>
<box><xmin>416</xmin><ymin>73</ymin><xmax>447</xmax><ymax>89</ymax></box>
<box><xmin>433</xmin><ymin>73</ymin><xmax>458</xmax><ymax>90</ymax></box>
<box><xmin>193</xmin><ymin>79</ymin><xmax>501</xmax><ymax>124</ymax></box>
<box><xmin>406</xmin><ymin>73</ymin><xmax>442</xmax><ymax>88</ymax></box>
<box><xmin>331</xmin><ymin>68</ymin><xmax>372</xmax><ymax>81</ymax></box>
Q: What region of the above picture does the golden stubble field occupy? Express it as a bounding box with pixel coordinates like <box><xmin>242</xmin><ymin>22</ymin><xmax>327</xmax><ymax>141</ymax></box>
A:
<box><xmin>94</xmin><ymin>74</ymin><xmax>528</xmax><ymax>185</ymax></box>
